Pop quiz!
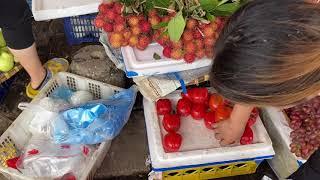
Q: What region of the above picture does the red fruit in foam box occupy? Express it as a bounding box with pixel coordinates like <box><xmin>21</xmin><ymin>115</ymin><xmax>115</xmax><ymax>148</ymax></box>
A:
<box><xmin>191</xmin><ymin>103</ymin><xmax>206</xmax><ymax>120</ymax></box>
<box><xmin>156</xmin><ymin>99</ymin><xmax>172</xmax><ymax>115</ymax></box>
<box><xmin>177</xmin><ymin>98</ymin><xmax>192</xmax><ymax>116</ymax></box>
<box><xmin>188</xmin><ymin>88</ymin><xmax>209</xmax><ymax>104</ymax></box>
<box><xmin>127</xmin><ymin>15</ymin><xmax>140</xmax><ymax>27</ymax></box>
<box><xmin>137</xmin><ymin>34</ymin><xmax>151</xmax><ymax>50</ymax></box>
<box><xmin>103</xmin><ymin>22</ymin><xmax>114</xmax><ymax>32</ymax></box>
<box><xmin>163</xmin><ymin>132</ymin><xmax>182</xmax><ymax>152</ymax></box>
<box><xmin>140</xmin><ymin>20</ymin><xmax>152</xmax><ymax>33</ymax></box>
<box><xmin>240</xmin><ymin>125</ymin><xmax>254</xmax><ymax>145</ymax></box>
<box><xmin>204</xmin><ymin>111</ymin><xmax>216</xmax><ymax>129</ymax></box>
<box><xmin>184</xmin><ymin>53</ymin><xmax>196</xmax><ymax>63</ymax></box>
<box><xmin>163</xmin><ymin>46</ymin><xmax>172</xmax><ymax>58</ymax></box>
<box><xmin>163</xmin><ymin>113</ymin><xmax>181</xmax><ymax>132</ymax></box>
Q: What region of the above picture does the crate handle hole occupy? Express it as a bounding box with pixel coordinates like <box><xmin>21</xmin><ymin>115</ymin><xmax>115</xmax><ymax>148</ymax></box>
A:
<box><xmin>219</xmin><ymin>165</ymin><xmax>230</xmax><ymax>170</ymax></box>
<box><xmin>235</xmin><ymin>163</ymin><xmax>247</xmax><ymax>168</ymax></box>
<box><xmin>168</xmin><ymin>172</ymin><xmax>178</xmax><ymax>176</ymax></box>
<box><xmin>185</xmin><ymin>169</ymin><xmax>196</xmax><ymax>174</ymax></box>
<box><xmin>202</xmin><ymin>168</ymin><xmax>213</xmax><ymax>172</ymax></box>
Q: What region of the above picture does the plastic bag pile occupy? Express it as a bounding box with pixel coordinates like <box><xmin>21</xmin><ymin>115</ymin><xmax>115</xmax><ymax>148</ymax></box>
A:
<box><xmin>8</xmin><ymin>85</ymin><xmax>137</xmax><ymax>179</ymax></box>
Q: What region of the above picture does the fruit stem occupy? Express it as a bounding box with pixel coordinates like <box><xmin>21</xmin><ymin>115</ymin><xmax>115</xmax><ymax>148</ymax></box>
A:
<box><xmin>154</xmin><ymin>6</ymin><xmax>176</xmax><ymax>13</ymax></box>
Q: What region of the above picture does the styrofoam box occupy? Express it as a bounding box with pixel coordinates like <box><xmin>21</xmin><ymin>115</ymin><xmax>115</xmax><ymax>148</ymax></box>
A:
<box><xmin>261</xmin><ymin>107</ymin><xmax>306</xmax><ymax>179</ymax></box>
<box><xmin>32</xmin><ymin>0</ymin><xmax>101</xmax><ymax>21</ymax></box>
<box><xmin>121</xmin><ymin>43</ymin><xmax>213</xmax><ymax>78</ymax></box>
<box><xmin>0</xmin><ymin>72</ymin><xmax>123</xmax><ymax>180</ymax></box>
<box><xmin>143</xmin><ymin>90</ymin><xmax>275</xmax><ymax>171</ymax></box>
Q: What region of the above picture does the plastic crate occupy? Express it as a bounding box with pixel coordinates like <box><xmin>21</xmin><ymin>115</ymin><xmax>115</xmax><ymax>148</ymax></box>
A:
<box><xmin>261</xmin><ymin>107</ymin><xmax>305</xmax><ymax>179</ymax></box>
<box><xmin>63</xmin><ymin>14</ymin><xmax>100</xmax><ymax>45</ymax></box>
<box><xmin>0</xmin><ymin>72</ymin><xmax>123</xmax><ymax>180</ymax></box>
<box><xmin>0</xmin><ymin>76</ymin><xmax>15</xmax><ymax>104</ymax></box>
<box><xmin>144</xmin><ymin>90</ymin><xmax>275</xmax><ymax>179</ymax></box>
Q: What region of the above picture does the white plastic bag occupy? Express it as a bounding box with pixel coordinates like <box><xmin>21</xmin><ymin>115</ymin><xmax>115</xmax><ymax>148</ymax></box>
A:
<box><xmin>17</xmin><ymin>137</ymin><xmax>93</xmax><ymax>179</ymax></box>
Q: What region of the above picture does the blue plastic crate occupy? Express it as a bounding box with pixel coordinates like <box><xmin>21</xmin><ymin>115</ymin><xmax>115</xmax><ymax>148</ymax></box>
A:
<box><xmin>63</xmin><ymin>14</ymin><xmax>101</xmax><ymax>45</ymax></box>
<box><xmin>0</xmin><ymin>77</ymin><xmax>15</xmax><ymax>104</ymax></box>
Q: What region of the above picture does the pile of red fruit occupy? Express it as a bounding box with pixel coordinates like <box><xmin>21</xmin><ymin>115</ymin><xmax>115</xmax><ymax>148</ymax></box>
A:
<box><xmin>94</xmin><ymin>1</ymin><xmax>226</xmax><ymax>63</ymax></box>
<box><xmin>156</xmin><ymin>87</ymin><xmax>259</xmax><ymax>152</ymax></box>
<box><xmin>286</xmin><ymin>96</ymin><xmax>320</xmax><ymax>159</ymax></box>
<box><xmin>94</xmin><ymin>1</ymin><xmax>152</xmax><ymax>50</ymax></box>
<box><xmin>158</xmin><ymin>18</ymin><xmax>224</xmax><ymax>63</ymax></box>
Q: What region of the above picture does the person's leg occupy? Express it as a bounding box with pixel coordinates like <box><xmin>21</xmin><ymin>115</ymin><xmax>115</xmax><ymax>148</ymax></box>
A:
<box><xmin>1</xmin><ymin>0</ymin><xmax>46</xmax><ymax>89</ymax></box>
<box><xmin>8</xmin><ymin>44</ymin><xmax>46</xmax><ymax>89</ymax></box>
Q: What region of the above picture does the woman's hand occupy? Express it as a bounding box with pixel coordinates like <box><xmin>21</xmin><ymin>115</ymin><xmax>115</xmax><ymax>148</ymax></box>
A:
<box><xmin>213</xmin><ymin>104</ymin><xmax>254</xmax><ymax>146</ymax></box>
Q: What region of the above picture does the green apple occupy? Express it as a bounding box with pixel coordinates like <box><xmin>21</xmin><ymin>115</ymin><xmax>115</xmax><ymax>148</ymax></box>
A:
<box><xmin>0</xmin><ymin>51</ymin><xmax>14</xmax><ymax>72</ymax></box>
<box><xmin>0</xmin><ymin>30</ymin><xmax>6</xmax><ymax>48</ymax></box>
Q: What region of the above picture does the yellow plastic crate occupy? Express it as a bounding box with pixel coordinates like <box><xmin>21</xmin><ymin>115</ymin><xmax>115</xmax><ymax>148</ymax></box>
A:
<box><xmin>163</xmin><ymin>161</ymin><xmax>258</xmax><ymax>180</ymax></box>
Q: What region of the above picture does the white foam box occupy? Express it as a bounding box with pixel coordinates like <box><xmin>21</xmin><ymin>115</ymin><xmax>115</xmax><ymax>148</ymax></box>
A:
<box><xmin>143</xmin><ymin>90</ymin><xmax>275</xmax><ymax>171</ymax></box>
<box><xmin>121</xmin><ymin>43</ymin><xmax>212</xmax><ymax>78</ymax></box>
<box><xmin>261</xmin><ymin>107</ymin><xmax>306</xmax><ymax>179</ymax></box>
<box><xmin>32</xmin><ymin>0</ymin><xmax>102</xmax><ymax>21</ymax></box>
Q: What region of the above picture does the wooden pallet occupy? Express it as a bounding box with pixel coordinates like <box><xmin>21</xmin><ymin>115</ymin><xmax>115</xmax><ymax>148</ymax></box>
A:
<box><xmin>0</xmin><ymin>64</ymin><xmax>22</xmax><ymax>84</ymax></box>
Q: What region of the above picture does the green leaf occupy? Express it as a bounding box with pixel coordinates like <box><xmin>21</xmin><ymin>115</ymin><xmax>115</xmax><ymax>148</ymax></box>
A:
<box><xmin>152</xmin><ymin>22</ymin><xmax>169</xmax><ymax>29</ymax></box>
<box><xmin>154</xmin><ymin>0</ymin><xmax>171</xmax><ymax>8</ymax></box>
<box><xmin>217</xmin><ymin>0</ymin><xmax>229</xmax><ymax>6</ymax></box>
<box><xmin>145</xmin><ymin>0</ymin><xmax>154</xmax><ymax>12</ymax></box>
<box><xmin>206</xmin><ymin>12</ymin><xmax>215</xmax><ymax>21</ymax></box>
<box><xmin>153</xmin><ymin>53</ymin><xmax>161</xmax><ymax>60</ymax></box>
<box><xmin>215</xmin><ymin>3</ymin><xmax>240</xmax><ymax>14</ymax></box>
<box><xmin>200</xmin><ymin>0</ymin><xmax>219</xmax><ymax>12</ymax></box>
<box><xmin>168</xmin><ymin>12</ymin><xmax>186</xmax><ymax>42</ymax></box>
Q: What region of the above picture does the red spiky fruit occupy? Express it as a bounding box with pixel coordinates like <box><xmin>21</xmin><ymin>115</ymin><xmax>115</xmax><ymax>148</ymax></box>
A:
<box><xmin>210</xmin><ymin>22</ymin><xmax>218</xmax><ymax>32</ymax></box>
<box><xmin>162</xmin><ymin>16</ymin><xmax>171</xmax><ymax>23</ymax></box>
<box><xmin>172</xmin><ymin>40</ymin><xmax>183</xmax><ymax>49</ymax></box>
<box><xmin>157</xmin><ymin>34</ymin><xmax>170</xmax><ymax>46</ymax></box>
<box><xmin>127</xmin><ymin>15</ymin><xmax>139</xmax><ymax>27</ymax></box>
<box><xmin>131</xmin><ymin>26</ymin><xmax>141</xmax><ymax>35</ymax></box>
<box><xmin>140</xmin><ymin>20</ymin><xmax>151</xmax><ymax>33</ymax></box>
<box><xmin>109</xmin><ymin>32</ymin><xmax>124</xmax><ymax>48</ymax></box>
<box><xmin>205</xmin><ymin>49</ymin><xmax>214</xmax><ymax>58</ymax></box>
<box><xmin>98</xmin><ymin>4</ymin><xmax>108</xmax><ymax>14</ymax></box>
<box><xmin>186</xmin><ymin>19</ymin><xmax>198</xmax><ymax>30</ymax></box>
<box><xmin>94</xmin><ymin>18</ymin><xmax>105</xmax><ymax>28</ymax></box>
<box><xmin>122</xmin><ymin>40</ymin><xmax>129</xmax><ymax>46</ymax></box>
<box><xmin>196</xmin><ymin>49</ymin><xmax>205</xmax><ymax>59</ymax></box>
<box><xmin>137</xmin><ymin>35</ymin><xmax>151</xmax><ymax>50</ymax></box>
<box><xmin>193</xmin><ymin>29</ymin><xmax>202</xmax><ymax>39</ymax></box>
<box><xmin>163</xmin><ymin>46</ymin><xmax>172</xmax><ymax>58</ymax></box>
<box><xmin>113</xmin><ymin>2</ymin><xmax>123</xmax><ymax>14</ymax></box>
<box><xmin>204</xmin><ymin>38</ymin><xmax>215</xmax><ymax>47</ymax></box>
<box><xmin>171</xmin><ymin>49</ymin><xmax>183</xmax><ymax>59</ymax></box>
<box><xmin>184</xmin><ymin>41</ymin><xmax>196</xmax><ymax>54</ymax></box>
<box><xmin>115</xmin><ymin>16</ymin><xmax>125</xmax><ymax>24</ymax></box>
<box><xmin>129</xmin><ymin>36</ymin><xmax>138</xmax><ymax>47</ymax></box>
<box><xmin>137</xmin><ymin>14</ymin><xmax>146</xmax><ymax>21</ymax></box>
<box><xmin>105</xmin><ymin>10</ymin><xmax>116</xmax><ymax>20</ymax></box>
<box><xmin>123</xmin><ymin>30</ymin><xmax>132</xmax><ymax>41</ymax></box>
<box><xmin>184</xmin><ymin>53</ymin><xmax>196</xmax><ymax>63</ymax></box>
<box><xmin>114</xmin><ymin>23</ymin><xmax>125</xmax><ymax>32</ymax></box>
<box><xmin>182</xmin><ymin>30</ymin><xmax>193</xmax><ymax>42</ymax></box>
<box><xmin>103</xmin><ymin>22</ymin><xmax>114</xmax><ymax>32</ymax></box>
<box><xmin>148</xmin><ymin>9</ymin><xmax>158</xmax><ymax>17</ymax></box>
<box><xmin>105</xmin><ymin>2</ymin><xmax>115</xmax><ymax>9</ymax></box>
<box><xmin>194</xmin><ymin>39</ymin><xmax>204</xmax><ymax>49</ymax></box>
<box><xmin>203</xmin><ymin>25</ymin><xmax>215</xmax><ymax>38</ymax></box>
<box><xmin>149</xmin><ymin>16</ymin><xmax>161</xmax><ymax>26</ymax></box>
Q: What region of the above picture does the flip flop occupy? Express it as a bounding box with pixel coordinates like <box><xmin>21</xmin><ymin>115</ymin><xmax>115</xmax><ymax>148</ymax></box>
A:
<box><xmin>26</xmin><ymin>58</ymin><xmax>69</xmax><ymax>99</ymax></box>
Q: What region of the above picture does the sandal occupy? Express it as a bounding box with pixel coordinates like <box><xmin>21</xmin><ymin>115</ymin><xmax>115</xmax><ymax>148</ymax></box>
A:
<box><xmin>26</xmin><ymin>58</ymin><xmax>69</xmax><ymax>99</ymax></box>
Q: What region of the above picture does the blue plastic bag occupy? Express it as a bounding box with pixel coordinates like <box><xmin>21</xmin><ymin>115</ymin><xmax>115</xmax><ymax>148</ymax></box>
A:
<box><xmin>52</xmin><ymin>86</ymin><xmax>138</xmax><ymax>144</ymax></box>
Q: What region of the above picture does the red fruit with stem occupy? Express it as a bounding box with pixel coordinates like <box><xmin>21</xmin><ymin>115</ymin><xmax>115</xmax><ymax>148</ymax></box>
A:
<box><xmin>194</xmin><ymin>39</ymin><xmax>204</xmax><ymax>49</ymax></box>
<box><xmin>186</xmin><ymin>19</ymin><xmax>198</xmax><ymax>30</ymax></box>
<box><xmin>189</xmin><ymin>88</ymin><xmax>209</xmax><ymax>104</ymax></box>
<box><xmin>184</xmin><ymin>41</ymin><xmax>196</xmax><ymax>53</ymax></box>
<box><xmin>177</xmin><ymin>98</ymin><xmax>192</xmax><ymax>116</ymax></box>
<box><xmin>140</xmin><ymin>20</ymin><xmax>152</xmax><ymax>33</ymax></box>
<box><xmin>215</xmin><ymin>105</ymin><xmax>232</xmax><ymax>122</ymax></box>
<box><xmin>113</xmin><ymin>2</ymin><xmax>123</xmax><ymax>14</ymax></box>
<box><xmin>193</xmin><ymin>29</ymin><xmax>203</xmax><ymax>39</ymax></box>
<box><xmin>163</xmin><ymin>114</ymin><xmax>181</xmax><ymax>132</ymax></box>
<box><xmin>182</xmin><ymin>30</ymin><xmax>194</xmax><ymax>42</ymax></box>
<box><xmin>204</xmin><ymin>111</ymin><xmax>216</xmax><ymax>129</ymax></box>
<box><xmin>123</xmin><ymin>30</ymin><xmax>132</xmax><ymax>41</ymax></box>
<box><xmin>209</xmin><ymin>94</ymin><xmax>224</xmax><ymax>111</ymax></box>
<box><xmin>156</xmin><ymin>99</ymin><xmax>172</xmax><ymax>115</ymax></box>
<box><xmin>163</xmin><ymin>132</ymin><xmax>182</xmax><ymax>152</ymax></box>
<box><xmin>131</xmin><ymin>26</ymin><xmax>141</xmax><ymax>35</ymax></box>
<box><xmin>98</xmin><ymin>4</ymin><xmax>108</xmax><ymax>14</ymax></box>
<box><xmin>203</xmin><ymin>25</ymin><xmax>215</xmax><ymax>38</ymax></box>
<box><xmin>172</xmin><ymin>40</ymin><xmax>183</xmax><ymax>49</ymax></box>
<box><xmin>163</xmin><ymin>46</ymin><xmax>172</xmax><ymax>58</ymax></box>
<box><xmin>105</xmin><ymin>10</ymin><xmax>116</xmax><ymax>20</ymax></box>
<box><xmin>184</xmin><ymin>53</ymin><xmax>196</xmax><ymax>63</ymax></box>
<box><xmin>94</xmin><ymin>18</ymin><xmax>105</xmax><ymax>28</ymax></box>
<box><xmin>109</xmin><ymin>32</ymin><xmax>124</xmax><ymax>48</ymax></box>
<box><xmin>162</xmin><ymin>16</ymin><xmax>171</xmax><ymax>23</ymax></box>
<box><xmin>103</xmin><ymin>22</ymin><xmax>114</xmax><ymax>32</ymax></box>
<box><xmin>127</xmin><ymin>15</ymin><xmax>140</xmax><ymax>27</ymax></box>
<box><xmin>129</xmin><ymin>36</ymin><xmax>138</xmax><ymax>47</ymax></box>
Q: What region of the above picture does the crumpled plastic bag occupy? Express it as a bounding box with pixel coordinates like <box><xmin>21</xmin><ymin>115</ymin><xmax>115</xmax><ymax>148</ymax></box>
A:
<box><xmin>51</xmin><ymin>86</ymin><xmax>138</xmax><ymax>144</ymax></box>
<box><xmin>17</xmin><ymin>137</ymin><xmax>94</xmax><ymax>179</ymax></box>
